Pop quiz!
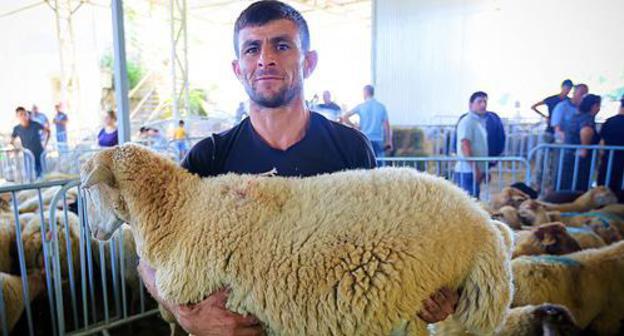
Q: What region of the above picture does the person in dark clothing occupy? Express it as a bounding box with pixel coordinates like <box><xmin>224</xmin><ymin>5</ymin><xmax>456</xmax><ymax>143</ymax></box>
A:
<box><xmin>11</xmin><ymin>106</ymin><xmax>49</xmax><ymax>177</ymax></box>
<box><xmin>598</xmin><ymin>96</ymin><xmax>624</xmax><ymax>197</ymax></box>
<box><xmin>560</xmin><ymin>94</ymin><xmax>602</xmax><ymax>191</ymax></box>
<box><xmin>97</xmin><ymin>110</ymin><xmax>119</xmax><ymax>147</ymax></box>
<box><xmin>136</xmin><ymin>2</ymin><xmax>458</xmax><ymax>336</ymax></box>
<box><xmin>531</xmin><ymin>79</ymin><xmax>573</xmax><ymax>134</ymax></box>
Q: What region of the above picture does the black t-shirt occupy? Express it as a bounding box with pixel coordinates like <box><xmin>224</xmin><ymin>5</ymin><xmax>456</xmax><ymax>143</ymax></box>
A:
<box><xmin>543</xmin><ymin>95</ymin><xmax>568</xmax><ymax>131</ymax></box>
<box><xmin>181</xmin><ymin>112</ymin><xmax>376</xmax><ymax>177</ymax></box>
<box><xmin>600</xmin><ymin>114</ymin><xmax>624</xmax><ymax>146</ymax></box>
<box><xmin>12</xmin><ymin>122</ymin><xmax>44</xmax><ymax>155</ymax></box>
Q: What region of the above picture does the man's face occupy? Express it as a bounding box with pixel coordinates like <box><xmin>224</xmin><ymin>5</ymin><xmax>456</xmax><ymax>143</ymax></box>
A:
<box><xmin>233</xmin><ymin>19</ymin><xmax>317</xmax><ymax>108</ymax></box>
<box><xmin>17</xmin><ymin>111</ymin><xmax>29</xmax><ymax>125</ymax></box>
<box><xmin>32</xmin><ymin>106</ymin><xmax>38</xmax><ymax>114</ymax></box>
<box><xmin>470</xmin><ymin>97</ymin><xmax>488</xmax><ymax>114</ymax></box>
<box><xmin>562</xmin><ymin>85</ymin><xmax>572</xmax><ymax>96</ymax></box>
<box><xmin>323</xmin><ymin>91</ymin><xmax>331</xmax><ymax>104</ymax></box>
<box><xmin>572</xmin><ymin>86</ymin><xmax>588</xmax><ymax>105</ymax></box>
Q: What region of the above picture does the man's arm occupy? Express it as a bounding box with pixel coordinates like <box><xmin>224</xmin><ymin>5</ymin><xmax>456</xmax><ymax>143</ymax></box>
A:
<box><xmin>531</xmin><ymin>100</ymin><xmax>547</xmax><ymax>118</ymax></box>
<box><xmin>138</xmin><ymin>262</ymin><xmax>263</xmax><ymax>336</ymax></box>
<box><xmin>41</xmin><ymin>125</ymin><xmax>50</xmax><ymax>147</ymax></box>
<box><xmin>550</xmin><ymin>104</ymin><xmax>565</xmax><ymax>141</ymax></box>
<box><xmin>579</xmin><ymin>126</ymin><xmax>595</xmax><ymax>158</ymax></box>
<box><xmin>461</xmin><ymin>138</ymin><xmax>482</xmax><ymax>180</ymax></box>
<box><xmin>341</xmin><ymin>107</ymin><xmax>358</xmax><ymax>128</ymax></box>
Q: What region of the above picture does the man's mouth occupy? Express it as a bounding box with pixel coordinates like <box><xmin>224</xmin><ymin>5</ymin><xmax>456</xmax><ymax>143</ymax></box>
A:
<box><xmin>254</xmin><ymin>76</ymin><xmax>284</xmax><ymax>82</ymax></box>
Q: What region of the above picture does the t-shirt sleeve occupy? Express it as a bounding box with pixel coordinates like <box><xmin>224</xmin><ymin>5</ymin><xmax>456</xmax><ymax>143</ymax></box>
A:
<box><xmin>599</xmin><ymin>120</ymin><xmax>611</xmax><ymax>141</ymax></box>
<box><xmin>456</xmin><ymin>117</ymin><xmax>473</xmax><ymax>143</ymax></box>
<box><xmin>180</xmin><ymin>136</ymin><xmax>217</xmax><ymax>177</ymax></box>
<box><xmin>11</xmin><ymin>127</ymin><xmax>18</xmax><ymax>138</ymax></box>
<box><xmin>579</xmin><ymin>114</ymin><xmax>595</xmax><ymax>129</ymax></box>
<box><xmin>351</xmin><ymin>104</ymin><xmax>361</xmax><ymax>116</ymax></box>
<box><xmin>382</xmin><ymin>105</ymin><xmax>389</xmax><ymax>122</ymax></box>
<box><xmin>34</xmin><ymin>123</ymin><xmax>43</xmax><ymax>131</ymax></box>
<box><xmin>352</xmin><ymin>134</ymin><xmax>377</xmax><ymax>169</ymax></box>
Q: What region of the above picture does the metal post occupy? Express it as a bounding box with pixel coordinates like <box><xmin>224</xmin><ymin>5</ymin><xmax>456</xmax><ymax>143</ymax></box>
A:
<box><xmin>170</xmin><ymin>0</ymin><xmax>190</xmax><ymax>121</ymax></box>
<box><xmin>112</xmin><ymin>0</ymin><xmax>131</xmax><ymax>143</ymax></box>
<box><xmin>52</xmin><ymin>0</ymin><xmax>81</xmax><ymax>116</ymax></box>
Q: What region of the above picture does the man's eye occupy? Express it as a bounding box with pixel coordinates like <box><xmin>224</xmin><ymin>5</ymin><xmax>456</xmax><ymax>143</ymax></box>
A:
<box><xmin>245</xmin><ymin>47</ymin><xmax>258</xmax><ymax>55</ymax></box>
<box><xmin>277</xmin><ymin>43</ymin><xmax>290</xmax><ymax>51</ymax></box>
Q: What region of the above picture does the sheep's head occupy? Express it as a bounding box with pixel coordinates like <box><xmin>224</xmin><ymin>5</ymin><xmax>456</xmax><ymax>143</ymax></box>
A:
<box><xmin>499</xmin><ymin>304</ymin><xmax>581</xmax><ymax>336</ymax></box>
<box><xmin>588</xmin><ymin>186</ymin><xmax>618</xmax><ymax>208</ymax></box>
<box><xmin>81</xmin><ymin>150</ymin><xmax>129</xmax><ymax>241</ymax></box>
<box><xmin>490</xmin><ymin>187</ymin><xmax>530</xmax><ymax>210</ymax></box>
<box><xmin>512</xmin><ymin>223</ymin><xmax>581</xmax><ymax>258</ymax></box>
<box><xmin>586</xmin><ymin>217</ymin><xmax>622</xmax><ymax>244</ymax></box>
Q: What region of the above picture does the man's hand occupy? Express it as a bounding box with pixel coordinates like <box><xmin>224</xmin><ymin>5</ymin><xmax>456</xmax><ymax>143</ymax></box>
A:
<box><xmin>138</xmin><ymin>261</ymin><xmax>264</xmax><ymax>336</ymax></box>
<box><xmin>417</xmin><ymin>287</ymin><xmax>459</xmax><ymax>323</ymax></box>
<box><xmin>384</xmin><ymin>141</ymin><xmax>393</xmax><ymax>152</ymax></box>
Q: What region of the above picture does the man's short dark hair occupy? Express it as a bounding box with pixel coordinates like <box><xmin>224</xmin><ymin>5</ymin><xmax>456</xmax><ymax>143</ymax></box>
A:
<box><xmin>469</xmin><ymin>91</ymin><xmax>488</xmax><ymax>104</ymax></box>
<box><xmin>561</xmin><ymin>79</ymin><xmax>573</xmax><ymax>88</ymax></box>
<box><xmin>179</xmin><ymin>120</ymin><xmax>185</xmax><ymax>125</ymax></box>
<box><xmin>364</xmin><ymin>85</ymin><xmax>375</xmax><ymax>97</ymax></box>
<box><xmin>233</xmin><ymin>1</ymin><xmax>310</xmax><ymax>57</ymax></box>
<box><xmin>15</xmin><ymin>106</ymin><xmax>26</xmax><ymax>113</ymax></box>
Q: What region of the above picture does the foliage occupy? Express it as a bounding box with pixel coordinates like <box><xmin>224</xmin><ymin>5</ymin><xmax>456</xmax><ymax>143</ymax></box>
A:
<box><xmin>100</xmin><ymin>54</ymin><xmax>144</xmax><ymax>90</ymax></box>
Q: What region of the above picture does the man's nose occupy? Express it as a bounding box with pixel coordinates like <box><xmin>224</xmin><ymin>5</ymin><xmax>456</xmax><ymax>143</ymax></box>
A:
<box><xmin>258</xmin><ymin>48</ymin><xmax>277</xmax><ymax>68</ymax></box>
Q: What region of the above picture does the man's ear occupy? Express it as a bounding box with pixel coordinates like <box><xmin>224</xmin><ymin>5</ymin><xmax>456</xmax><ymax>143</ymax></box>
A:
<box><xmin>232</xmin><ymin>59</ymin><xmax>243</xmax><ymax>81</ymax></box>
<box><xmin>82</xmin><ymin>165</ymin><xmax>115</xmax><ymax>188</ymax></box>
<box><xmin>303</xmin><ymin>50</ymin><xmax>318</xmax><ymax>79</ymax></box>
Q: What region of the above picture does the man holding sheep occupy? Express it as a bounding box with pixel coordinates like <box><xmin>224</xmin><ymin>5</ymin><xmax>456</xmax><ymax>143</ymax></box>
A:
<box><xmin>138</xmin><ymin>1</ymin><xmax>458</xmax><ymax>335</ymax></box>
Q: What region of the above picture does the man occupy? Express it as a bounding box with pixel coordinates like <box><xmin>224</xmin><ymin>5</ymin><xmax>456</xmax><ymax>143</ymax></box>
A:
<box><xmin>455</xmin><ymin>92</ymin><xmax>489</xmax><ymax>198</ymax></box>
<box><xmin>550</xmin><ymin>83</ymin><xmax>588</xmax><ymax>142</ymax></box>
<box><xmin>342</xmin><ymin>85</ymin><xmax>393</xmax><ymax>158</ymax></box>
<box><xmin>455</xmin><ymin>110</ymin><xmax>505</xmax><ymax>160</ymax></box>
<box><xmin>11</xmin><ymin>106</ymin><xmax>49</xmax><ymax>177</ymax></box>
<box><xmin>531</xmin><ymin>79</ymin><xmax>573</xmax><ymax>135</ymax></box>
<box><xmin>137</xmin><ymin>2</ymin><xmax>457</xmax><ymax>335</ymax></box>
<box><xmin>30</xmin><ymin>104</ymin><xmax>50</xmax><ymax>145</ymax></box>
<box><xmin>315</xmin><ymin>90</ymin><xmax>341</xmax><ymax>121</ymax></box>
<box><xmin>53</xmin><ymin>103</ymin><xmax>69</xmax><ymax>148</ymax></box>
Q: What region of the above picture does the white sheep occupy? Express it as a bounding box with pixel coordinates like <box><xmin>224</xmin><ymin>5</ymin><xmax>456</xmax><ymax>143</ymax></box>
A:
<box><xmin>81</xmin><ymin>144</ymin><xmax>513</xmax><ymax>336</ymax></box>
<box><xmin>0</xmin><ymin>270</ymin><xmax>45</xmax><ymax>333</ymax></box>
<box><xmin>512</xmin><ymin>241</ymin><xmax>624</xmax><ymax>335</ymax></box>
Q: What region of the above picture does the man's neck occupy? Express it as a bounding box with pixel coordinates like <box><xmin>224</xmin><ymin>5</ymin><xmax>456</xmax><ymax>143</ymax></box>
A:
<box><xmin>249</xmin><ymin>98</ymin><xmax>310</xmax><ymax>151</ymax></box>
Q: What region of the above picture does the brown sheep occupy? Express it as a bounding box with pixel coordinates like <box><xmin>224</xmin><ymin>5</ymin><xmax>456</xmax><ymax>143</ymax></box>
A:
<box><xmin>489</xmin><ymin>187</ymin><xmax>530</xmax><ymax>210</ymax></box>
<box><xmin>539</xmin><ymin>186</ymin><xmax>618</xmax><ymax>213</ymax></box>
<box><xmin>512</xmin><ymin>223</ymin><xmax>581</xmax><ymax>258</ymax></box>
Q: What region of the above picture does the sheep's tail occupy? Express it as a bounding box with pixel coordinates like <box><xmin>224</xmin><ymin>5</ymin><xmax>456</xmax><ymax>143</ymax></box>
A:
<box><xmin>453</xmin><ymin>220</ymin><xmax>514</xmax><ymax>335</ymax></box>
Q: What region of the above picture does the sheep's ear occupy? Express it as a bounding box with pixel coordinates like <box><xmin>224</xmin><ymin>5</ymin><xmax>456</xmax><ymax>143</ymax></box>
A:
<box><xmin>82</xmin><ymin>165</ymin><xmax>115</xmax><ymax>188</ymax></box>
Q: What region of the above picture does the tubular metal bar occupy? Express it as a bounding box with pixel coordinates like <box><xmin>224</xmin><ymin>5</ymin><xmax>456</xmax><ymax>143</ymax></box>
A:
<box><xmin>62</xmin><ymin>192</ymin><xmax>79</xmax><ymax>330</ymax></box>
<box><xmin>110</xmin><ymin>238</ymin><xmax>122</xmax><ymax>318</ymax></box>
<box><xmin>49</xmin><ymin>180</ymin><xmax>81</xmax><ymax>335</ymax></box>
<box><xmin>118</xmin><ymin>234</ymin><xmax>128</xmax><ymax>318</ymax></box>
<box><xmin>67</xmin><ymin>309</ymin><xmax>160</xmax><ymax>336</ymax></box>
<box><xmin>36</xmin><ymin>188</ymin><xmax>59</xmax><ymax>336</ymax></box>
<box><xmin>98</xmin><ymin>243</ymin><xmax>110</xmax><ymax>323</ymax></box>
<box><xmin>10</xmin><ymin>192</ymin><xmax>35</xmax><ymax>336</ymax></box>
<box><xmin>76</xmin><ymin>189</ymin><xmax>89</xmax><ymax>328</ymax></box>
<box><xmin>82</xmin><ymin>203</ymin><xmax>98</xmax><ymax>323</ymax></box>
<box><xmin>0</xmin><ymin>179</ymin><xmax>77</xmax><ymax>193</ymax></box>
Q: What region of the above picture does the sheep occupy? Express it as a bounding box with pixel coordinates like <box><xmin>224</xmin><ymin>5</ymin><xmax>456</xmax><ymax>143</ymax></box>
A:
<box><xmin>539</xmin><ymin>186</ymin><xmax>618</xmax><ymax>213</ymax></box>
<box><xmin>0</xmin><ymin>218</ymin><xmax>15</xmax><ymax>273</ymax></box>
<box><xmin>80</xmin><ymin>144</ymin><xmax>513</xmax><ymax>336</ymax></box>
<box><xmin>585</xmin><ymin>217</ymin><xmax>622</xmax><ymax>244</ymax></box>
<box><xmin>512</xmin><ymin>223</ymin><xmax>581</xmax><ymax>258</ymax></box>
<box><xmin>21</xmin><ymin>211</ymin><xmax>81</xmax><ymax>277</ymax></box>
<box><xmin>18</xmin><ymin>186</ymin><xmax>77</xmax><ymax>214</ymax></box>
<box><xmin>517</xmin><ymin>199</ymin><xmax>555</xmax><ymax>226</ymax></box>
<box><xmin>564</xmin><ymin>226</ymin><xmax>606</xmax><ymax>250</ymax></box>
<box><xmin>491</xmin><ymin>206</ymin><xmax>522</xmax><ymax>230</ymax></box>
<box><xmin>489</xmin><ymin>186</ymin><xmax>530</xmax><ymax>210</ymax></box>
<box><xmin>432</xmin><ymin>303</ymin><xmax>582</xmax><ymax>336</ymax></box>
<box><xmin>0</xmin><ymin>270</ymin><xmax>45</xmax><ymax>333</ymax></box>
<box><xmin>511</xmin><ymin>241</ymin><xmax>624</xmax><ymax>335</ymax></box>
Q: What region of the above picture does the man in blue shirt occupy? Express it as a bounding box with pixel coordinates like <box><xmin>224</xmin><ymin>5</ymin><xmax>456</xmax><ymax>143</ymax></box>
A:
<box><xmin>551</xmin><ymin>84</ymin><xmax>588</xmax><ymax>142</ymax></box>
<box><xmin>137</xmin><ymin>2</ymin><xmax>457</xmax><ymax>335</ymax></box>
<box><xmin>455</xmin><ymin>92</ymin><xmax>489</xmax><ymax>197</ymax></box>
<box><xmin>531</xmin><ymin>79</ymin><xmax>573</xmax><ymax>134</ymax></box>
<box><xmin>53</xmin><ymin>103</ymin><xmax>69</xmax><ymax>148</ymax></box>
<box><xmin>11</xmin><ymin>106</ymin><xmax>50</xmax><ymax>177</ymax></box>
<box><xmin>342</xmin><ymin>85</ymin><xmax>393</xmax><ymax>158</ymax></box>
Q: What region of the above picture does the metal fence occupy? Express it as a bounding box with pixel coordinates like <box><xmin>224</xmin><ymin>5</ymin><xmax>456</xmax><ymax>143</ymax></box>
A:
<box><xmin>378</xmin><ymin>156</ymin><xmax>530</xmax><ymax>202</ymax></box>
<box><xmin>528</xmin><ymin>144</ymin><xmax>624</xmax><ymax>194</ymax></box>
<box><xmin>0</xmin><ymin>180</ymin><xmax>160</xmax><ymax>336</ymax></box>
<box><xmin>0</xmin><ymin>148</ymin><xmax>36</xmax><ymax>184</ymax></box>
